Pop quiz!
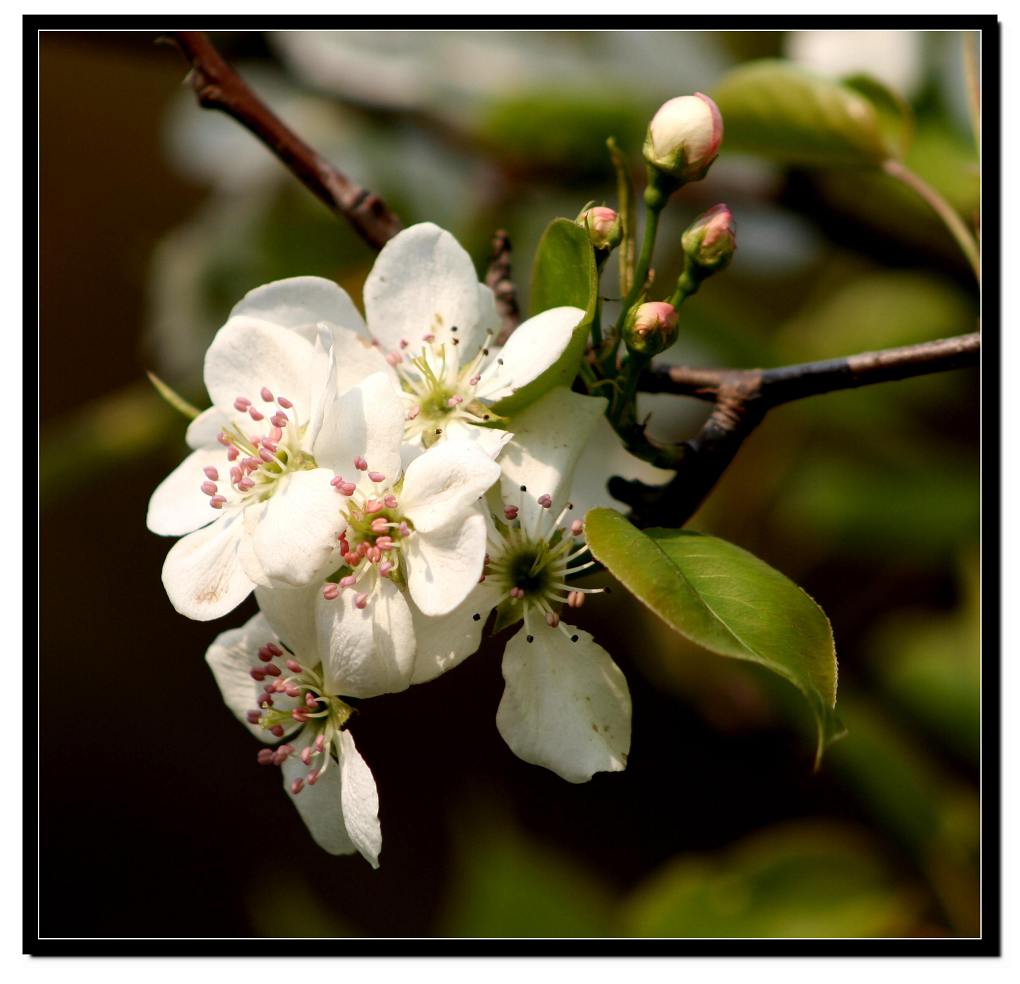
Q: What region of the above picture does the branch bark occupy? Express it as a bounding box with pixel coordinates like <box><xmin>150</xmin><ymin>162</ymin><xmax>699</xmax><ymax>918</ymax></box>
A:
<box><xmin>169</xmin><ymin>31</ymin><xmax>402</xmax><ymax>251</ymax></box>
<box><xmin>613</xmin><ymin>332</ymin><xmax>980</xmax><ymax>527</ymax></box>
<box><xmin>485</xmin><ymin>229</ymin><xmax>522</xmax><ymax>344</ymax></box>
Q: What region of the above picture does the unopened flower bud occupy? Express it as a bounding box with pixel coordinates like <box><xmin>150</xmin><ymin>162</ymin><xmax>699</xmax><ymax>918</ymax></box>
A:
<box><xmin>642</xmin><ymin>93</ymin><xmax>723</xmax><ymax>184</ymax></box>
<box><xmin>624</xmin><ymin>301</ymin><xmax>679</xmax><ymax>357</ymax></box>
<box><xmin>682</xmin><ymin>204</ymin><xmax>737</xmax><ymax>274</ymax></box>
<box><xmin>577</xmin><ymin>205</ymin><xmax>622</xmax><ymax>251</ymax></box>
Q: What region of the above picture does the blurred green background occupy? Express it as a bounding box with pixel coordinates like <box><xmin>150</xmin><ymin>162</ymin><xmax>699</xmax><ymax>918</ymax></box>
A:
<box><xmin>38</xmin><ymin>29</ymin><xmax>980</xmax><ymax>939</ymax></box>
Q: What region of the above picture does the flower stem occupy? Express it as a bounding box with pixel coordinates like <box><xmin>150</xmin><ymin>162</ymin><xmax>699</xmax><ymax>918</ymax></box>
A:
<box><xmin>882</xmin><ymin>158</ymin><xmax>980</xmax><ymax>282</ymax></box>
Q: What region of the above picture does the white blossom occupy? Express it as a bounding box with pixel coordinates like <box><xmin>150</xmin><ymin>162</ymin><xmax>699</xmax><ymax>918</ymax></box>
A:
<box><xmin>206</xmin><ymin>612</ymin><xmax>381</xmax><ymax>865</ymax></box>
<box><xmin>409</xmin><ymin>386</ymin><xmax>633</xmax><ymax>783</ymax></box>
<box><xmin>254</xmin><ymin>395</ymin><xmax>502</xmax><ymax>699</ymax></box>
<box><xmin>340</xmin><ymin>222</ymin><xmax>585</xmax><ymax>455</ymax></box>
<box><xmin>147</xmin><ymin>287</ymin><xmax>402</xmax><ymax>619</ymax></box>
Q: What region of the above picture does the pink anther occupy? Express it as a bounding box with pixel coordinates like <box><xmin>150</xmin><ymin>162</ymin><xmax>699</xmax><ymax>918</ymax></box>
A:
<box><xmin>209</xmin><ymin>495</ymin><xmax>227</xmax><ymax>509</ymax></box>
<box><xmin>290</xmin><ymin>778</ymin><xmax>304</xmax><ymax>795</ymax></box>
<box><xmin>364</xmin><ymin>499</ymin><xmax>384</xmax><ymax>514</ymax></box>
<box><xmin>570</xmin><ymin>520</ymin><xmax>584</xmax><ymax>536</ymax></box>
<box><xmin>469</xmin><ymin>374</ymin><xmax>482</xmax><ymax>386</ymax></box>
<box><xmin>546</xmin><ymin>611</ymin><xmax>561</xmax><ymax>627</ymax></box>
<box><xmin>286</xmin><ymin>659</ymin><xmax>302</xmax><ymax>673</ymax></box>
<box><xmin>269</xmin><ymin>724</ymin><xmax>285</xmax><ymax>738</ymax></box>
<box><xmin>248</xmin><ymin>407</ymin><xmax>264</xmax><ymax>422</ymax></box>
<box><xmin>203</xmin><ymin>466</ymin><xmax>219</xmax><ymax>480</ymax></box>
<box><xmin>368</xmin><ymin>471</ymin><xmax>386</xmax><ymax>483</ymax></box>
<box><xmin>226</xmin><ymin>446</ymin><xmax>240</xmax><ymax>461</ymax></box>
<box><xmin>407</xmin><ymin>406</ymin><xmax>421</xmax><ymax>420</ymax></box>
<box><xmin>340</xmin><ymin>575</ymin><xmax>357</xmax><ymax>588</ymax></box>
<box><xmin>216</xmin><ymin>431</ymin><xmax>232</xmax><ymax>446</ymax></box>
<box><xmin>504</xmin><ymin>505</ymin><xmax>519</xmax><ymax>520</ymax></box>
<box><xmin>322</xmin><ymin>583</ymin><xmax>340</xmax><ymax>601</ymax></box>
<box><xmin>277</xmin><ymin>396</ymin><xmax>293</xmax><ymax>409</ymax></box>
<box><xmin>201</xmin><ymin>481</ymin><xmax>218</xmax><ymax>496</ymax></box>
<box><xmin>260</xmin><ymin>386</ymin><xmax>274</xmax><ymax>402</ymax></box>
<box><xmin>257</xmin><ymin>748</ymin><xmax>274</xmax><ymax>765</ymax></box>
<box><xmin>246</xmin><ymin>710</ymin><xmax>261</xmax><ymax>724</ymax></box>
<box><xmin>383</xmin><ymin>494</ymin><xmax>398</xmax><ymax>509</ymax></box>
<box><xmin>354</xmin><ymin>456</ymin><xmax>368</xmax><ymax>471</ymax></box>
<box><xmin>447</xmin><ymin>395</ymin><xmax>464</xmax><ymax>407</ymax></box>
<box><xmin>371</xmin><ymin>517</ymin><xmax>389</xmax><ymax>533</ymax></box>
<box><xmin>538</xmin><ymin>493</ymin><xmax>553</xmax><ymax>508</ymax></box>
<box><xmin>355</xmin><ymin>593</ymin><xmax>369</xmax><ymax>610</ymax></box>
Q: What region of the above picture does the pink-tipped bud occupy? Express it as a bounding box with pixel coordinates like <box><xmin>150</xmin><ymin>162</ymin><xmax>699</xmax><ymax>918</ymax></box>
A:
<box><xmin>624</xmin><ymin>301</ymin><xmax>679</xmax><ymax>356</ymax></box>
<box><xmin>643</xmin><ymin>93</ymin><xmax>723</xmax><ymax>184</ymax></box>
<box><xmin>681</xmin><ymin>203</ymin><xmax>737</xmax><ymax>275</ymax></box>
<box><xmin>577</xmin><ymin>205</ymin><xmax>622</xmax><ymax>251</ymax></box>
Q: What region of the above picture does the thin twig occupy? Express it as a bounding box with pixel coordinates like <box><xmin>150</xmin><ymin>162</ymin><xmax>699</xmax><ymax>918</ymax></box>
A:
<box><xmin>169</xmin><ymin>31</ymin><xmax>401</xmax><ymax>251</ymax></box>
<box><xmin>882</xmin><ymin>159</ymin><xmax>980</xmax><ymax>282</ymax></box>
<box><xmin>485</xmin><ymin>229</ymin><xmax>521</xmax><ymax>344</ymax></box>
<box><xmin>614</xmin><ymin>332</ymin><xmax>980</xmax><ymax>527</ymax></box>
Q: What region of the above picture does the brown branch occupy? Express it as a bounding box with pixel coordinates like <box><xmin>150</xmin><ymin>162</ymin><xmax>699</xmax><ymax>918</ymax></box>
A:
<box><xmin>486</xmin><ymin>229</ymin><xmax>521</xmax><ymax>344</ymax></box>
<box><xmin>613</xmin><ymin>332</ymin><xmax>980</xmax><ymax>527</ymax></box>
<box><xmin>169</xmin><ymin>31</ymin><xmax>401</xmax><ymax>251</ymax></box>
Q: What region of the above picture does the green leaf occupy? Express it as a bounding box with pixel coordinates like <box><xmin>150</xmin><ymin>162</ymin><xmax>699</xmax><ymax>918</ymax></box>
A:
<box><xmin>622</xmin><ymin>821</ymin><xmax>920</xmax><ymax>938</ymax></box>
<box><xmin>490</xmin><ymin>218</ymin><xmax>597</xmax><ymax>416</ymax></box>
<box><xmin>712</xmin><ymin>59</ymin><xmax>895</xmax><ymax>167</ymax></box>
<box><xmin>842</xmin><ymin>73</ymin><xmax>913</xmax><ymax>160</ymax></box>
<box><xmin>584</xmin><ymin>508</ymin><xmax>843</xmax><ymax>765</ymax></box>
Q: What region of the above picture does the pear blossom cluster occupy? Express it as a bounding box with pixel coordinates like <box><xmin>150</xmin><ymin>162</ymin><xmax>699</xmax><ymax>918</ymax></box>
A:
<box><xmin>148</xmin><ymin>223</ymin><xmax>633</xmax><ymax>868</ymax></box>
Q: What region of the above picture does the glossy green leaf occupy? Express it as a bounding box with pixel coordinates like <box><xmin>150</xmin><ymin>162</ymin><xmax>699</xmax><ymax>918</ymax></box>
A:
<box><xmin>491</xmin><ymin>218</ymin><xmax>597</xmax><ymax>416</ymax></box>
<box><xmin>622</xmin><ymin>821</ymin><xmax>919</xmax><ymax>937</ymax></box>
<box><xmin>584</xmin><ymin>508</ymin><xmax>843</xmax><ymax>765</ymax></box>
<box><xmin>712</xmin><ymin>59</ymin><xmax>894</xmax><ymax>167</ymax></box>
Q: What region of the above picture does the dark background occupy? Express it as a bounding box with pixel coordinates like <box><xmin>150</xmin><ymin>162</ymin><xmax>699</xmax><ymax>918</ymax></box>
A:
<box><xmin>38</xmin><ymin>29</ymin><xmax>981</xmax><ymax>939</ymax></box>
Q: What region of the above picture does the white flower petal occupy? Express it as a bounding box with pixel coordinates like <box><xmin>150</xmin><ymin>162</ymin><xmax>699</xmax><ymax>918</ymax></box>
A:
<box><xmin>363</xmin><ymin>222</ymin><xmax>485</xmax><ymax>357</ymax></box>
<box><xmin>570</xmin><ymin>413</ymin><xmax>675</xmax><ymax>518</ymax></box>
<box><xmin>499</xmin><ymin>387</ymin><xmax>607</xmax><ymax>538</ymax></box>
<box><xmin>229</xmin><ymin>275</ymin><xmax>369</xmax><ymax>338</ymax></box>
<box><xmin>146</xmin><ymin>447</ymin><xmax>225</xmax><ymax>537</ymax></box>
<box><xmin>312</xmin><ymin>371</ymin><xmax>405</xmax><ymax>483</ymax></box>
<box><xmin>161</xmin><ymin>512</ymin><xmax>255</xmax><ymax>620</ymax></box>
<box><xmin>330</xmin><ymin>325</ymin><xmax>395</xmax><ymax>395</ymax></box>
<box><xmin>441</xmin><ymin>418</ymin><xmax>514</xmax><ymax>459</ymax></box>
<box><xmin>203</xmin><ymin>315</ymin><xmax>319</xmax><ymax>423</ymax></box>
<box><xmin>477</xmin><ymin>306</ymin><xmax>584</xmax><ymax>402</ymax></box>
<box><xmin>404</xmin><ymin>509</ymin><xmax>488</xmax><ymax>616</ymax></box>
<box><xmin>338</xmin><ymin>730</ymin><xmax>382</xmax><ymax>868</ymax></box>
<box><xmin>399</xmin><ymin>441</ymin><xmax>500</xmax><ymax>534</ymax></box>
<box><xmin>317</xmin><ymin>576</ymin><xmax>415</xmax><ymax>697</ymax></box>
<box><xmin>186</xmin><ymin>406</ymin><xmax>229</xmax><ymax>450</ymax></box>
<box><xmin>281</xmin><ymin>732</ymin><xmax>357</xmax><ymax>857</ymax></box>
<box><xmin>250</xmin><ymin>469</ymin><xmax>343</xmax><ymax>587</ymax></box>
<box><xmin>496</xmin><ymin>621</ymin><xmax>631</xmax><ymax>783</ymax></box>
<box><xmin>410</xmin><ymin>580</ymin><xmax>502</xmax><ymax>684</ymax></box>
<box><xmin>205</xmin><ymin>612</ymin><xmax>300</xmax><ymax>740</ymax></box>
<box><xmin>254</xmin><ymin>582</ymin><xmax>323</xmax><ymax>664</ymax></box>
